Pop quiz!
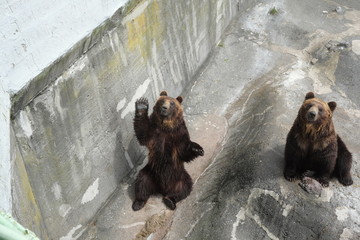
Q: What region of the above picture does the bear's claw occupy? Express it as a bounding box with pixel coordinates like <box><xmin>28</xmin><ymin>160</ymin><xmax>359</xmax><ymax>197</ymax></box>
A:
<box><xmin>193</xmin><ymin>147</ymin><xmax>204</xmax><ymax>156</ymax></box>
<box><xmin>284</xmin><ymin>169</ymin><xmax>297</xmax><ymax>182</ymax></box>
<box><xmin>285</xmin><ymin>176</ymin><xmax>297</xmax><ymax>182</ymax></box>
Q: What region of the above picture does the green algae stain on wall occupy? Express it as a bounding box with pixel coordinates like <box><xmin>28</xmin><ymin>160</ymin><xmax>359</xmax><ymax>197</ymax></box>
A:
<box><xmin>124</xmin><ymin>0</ymin><xmax>164</xmax><ymax>59</ymax></box>
<box><xmin>97</xmin><ymin>53</ymin><xmax>122</xmax><ymax>82</ymax></box>
<box><xmin>12</xmin><ymin>143</ymin><xmax>49</xmax><ymax>240</ymax></box>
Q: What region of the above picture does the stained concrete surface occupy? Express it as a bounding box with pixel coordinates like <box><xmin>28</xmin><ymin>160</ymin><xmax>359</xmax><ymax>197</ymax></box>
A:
<box><xmin>78</xmin><ymin>0</ymin><xmax>360</xmax><ymax>239</ymax></box>
<box><xmin>10</xmin><ymin>1</ymin><xmax>245</xmax><ymax>239</ymax></box>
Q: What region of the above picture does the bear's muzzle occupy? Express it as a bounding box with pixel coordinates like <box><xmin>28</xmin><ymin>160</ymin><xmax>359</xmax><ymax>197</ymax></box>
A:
<box><xmin>306</xmin><ymin>109</ymin><xmax>318</xmax><ymax>122</ymax></box>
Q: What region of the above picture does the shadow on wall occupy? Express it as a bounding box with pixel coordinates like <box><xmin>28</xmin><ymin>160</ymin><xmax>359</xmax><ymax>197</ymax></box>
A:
<box><xmin>113</xmin><ymin>130</ymin><xmax>146</xmax><ymax>185</ymax></box>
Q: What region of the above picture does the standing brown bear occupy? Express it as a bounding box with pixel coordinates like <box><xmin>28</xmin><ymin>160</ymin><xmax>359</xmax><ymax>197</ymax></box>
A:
<box><xmin>284</xmin><ymin>92</ymin><xmax>353</xmax><ymax>187</ymax></box>
<box><xmin>132</xmin><ymin>91</ymin><xmax>204</xmax><ymax>211</ymax></box>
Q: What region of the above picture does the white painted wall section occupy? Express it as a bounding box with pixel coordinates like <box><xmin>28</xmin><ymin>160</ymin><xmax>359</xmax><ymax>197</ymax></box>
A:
<box><xmin>81</xmin><ymin>178</ymin><xmax>99</xmax><ymax>204</ymax></box>
<box><xmin>1</xmin><ymin>0</ymin><xmax>127</xmax><ymax>93</ymax></box>
<box><xmin>0</xmin><ymin>87</ymin><xmax>11</xmax><ymax>213</ymax></box>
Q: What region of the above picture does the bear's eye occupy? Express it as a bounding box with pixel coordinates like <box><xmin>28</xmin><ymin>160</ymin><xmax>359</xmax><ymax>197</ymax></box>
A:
<box><xmin>170</xmin><ymin>102</ymin><xmax>175</xmax><ymax>107</ymax></box>
<box><xmin>319</xmin><ymin>107</ymin><xmax>323</xmax><ymax>113</ymax></box>
<box><xmin>307</xmin><ymin>103</ymin><xmax>313</xmax><ymax>109</ymax></box>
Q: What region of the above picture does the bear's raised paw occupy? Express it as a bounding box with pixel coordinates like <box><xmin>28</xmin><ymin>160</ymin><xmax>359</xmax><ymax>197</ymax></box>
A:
<box><xmin>135</xmin><ymin>98</ymin><xmax>149</xmax><ymax>112</ymax></box>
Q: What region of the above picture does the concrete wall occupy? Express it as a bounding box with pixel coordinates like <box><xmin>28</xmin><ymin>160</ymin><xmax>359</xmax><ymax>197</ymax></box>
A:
<box><xmin>0</xmin><ymin>0</ymin><xmax>127</xmax><ymax>214</ymax></box>
<box><xmin>10</xmin><ymin>0</ymin><xmax>248</xmax><ymax>239</ymax></box>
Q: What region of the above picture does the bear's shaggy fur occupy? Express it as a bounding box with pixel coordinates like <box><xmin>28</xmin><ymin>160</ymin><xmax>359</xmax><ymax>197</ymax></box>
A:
<box><xmin>132</xmin><ymin>91</ymin><xmax>204</xmax><ymax>211</ymax></box>
<box><xmin>284</xmin><ymin>92</ymin><xmax>353</xmax><ymax>187</ymax></box>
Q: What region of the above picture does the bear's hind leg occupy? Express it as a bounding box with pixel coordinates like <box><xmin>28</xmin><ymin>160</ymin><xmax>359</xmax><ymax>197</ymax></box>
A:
<box><xmin>163</xmin><ymin>173</ymin><xmax>193</xmax><ymax>210</ymax></box>
<box><xmin>336</xmin><ymin>136</ymin><xmax>353</xmax><ymax>186</ymax></box>
<box><xmin>132</xmin><ymin>166</ymin><xmax>158</xmax><ymax>211</ymax></box>
<box><xmin>284</xmin><ymin>137</ymin><xmax>302</xmax><ymax>182</ymax></box>
<box><xmin>314</xmin><ymin>157</ymin><xmax>335</xmax><ymax>188</ymax></box>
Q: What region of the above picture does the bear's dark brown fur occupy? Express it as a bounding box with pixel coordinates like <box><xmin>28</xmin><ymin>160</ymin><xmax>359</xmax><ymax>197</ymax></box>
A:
<box><xmin>132</xmin><ymin>91</ymin><xmax>204</xmax><ymax>211</ymax></box>
<box><xmin>284</xmin><ymin>92</ymin><xmax>353</xmax><ymax>187</ymax></box>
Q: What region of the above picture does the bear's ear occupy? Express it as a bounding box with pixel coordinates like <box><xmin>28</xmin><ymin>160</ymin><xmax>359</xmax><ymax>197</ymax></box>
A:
<box><xmin>328</xmin><ymin>101</ymin><xmax>337</xmax><ymax>112</ymax></box>
<box><xmin>305</xmin><ymin>92</ymin><xmax>315</xmax><ymax>100</ymax></box>
<box><xmin>160</xmin><ymin>91</ymin><xmax>168</xmax><ymax>96</ymax></box>
<box><xmin>176</xmin><ymin>96</ymin><xmax>183</xmax><ymax>104</ymax></box>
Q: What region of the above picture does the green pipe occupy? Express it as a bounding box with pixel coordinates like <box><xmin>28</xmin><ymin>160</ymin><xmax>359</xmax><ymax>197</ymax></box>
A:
<box><xmin>0</xmin><ymin>211</ymin><xmax>39</xmax><ymax>240</ymax></box>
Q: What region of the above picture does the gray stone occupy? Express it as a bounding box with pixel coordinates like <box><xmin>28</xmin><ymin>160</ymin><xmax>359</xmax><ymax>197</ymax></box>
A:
<box><xmin>335</xmin><ymin>6</ymin><xmax>344</xmax><ymax>14</ymax></box>
<box><xmin>351</xmin><ymin>40</ymin><xmax>360</xmax><ymax>55</ymax></box>
<box><xmin>299</xmin><ymin>177</ymin><xmax>323</xmax><ymax>197</ymax></box>
<box><xmin>311</xmin><ymin>58</ymin><xmax>318</xmax><ymax>65</ymax></box>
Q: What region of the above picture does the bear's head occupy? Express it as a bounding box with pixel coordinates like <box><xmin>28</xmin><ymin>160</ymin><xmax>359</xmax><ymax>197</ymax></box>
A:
<box><xmin>153</xmin><ymin>91</ymin><xmax>184</xmax><ymax>129</ymax></box>
<box><xmin>300</xmin><ymin>92</ymin><xmax>336</xmax><ymax>126</ymax></box>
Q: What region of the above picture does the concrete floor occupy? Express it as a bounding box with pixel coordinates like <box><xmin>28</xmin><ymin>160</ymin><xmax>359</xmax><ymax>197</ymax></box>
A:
<box><xmin>79</xmin><ymin>0</ymin><xmax>360</xmax><ymax>239</ymax></box>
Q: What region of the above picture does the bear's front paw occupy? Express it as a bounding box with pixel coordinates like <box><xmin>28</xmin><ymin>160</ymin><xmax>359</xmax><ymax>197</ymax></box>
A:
<box><xmin>135</xmin><ymin>98</ymin><xmax>149</xmax><ymax>113</ymax></box>
<box><xmin>317</xmin><ymin>177</ymin><xmax>329</xmax><ymax>187</ymax></box>
<box><xmin>132</xmin><ymin>200</ymin><xmax>146</xmax><ymax>211</ymax></box>
<box><xmin>191</xmin><ymin>142</ymin><xmax>204</xmax><ymax>156</ymax></box>
<box><xmin>284</xmin><ymin>170</ymin><xmax>297</xmax><ymax>182</ymax></box>
<box><xmin>163</xmin><ymin>197</ymin><xmax>176</xmax><ymax>210</ymax></box>
<box><xmin>301</xmin><ymin>170</ymin><xmax>315</xmax><ymax>179</ymax></box>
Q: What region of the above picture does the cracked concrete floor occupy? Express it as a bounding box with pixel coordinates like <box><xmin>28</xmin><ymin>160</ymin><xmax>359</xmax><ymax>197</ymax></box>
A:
<box><xmin>79</xmin><ymin>0</ymin><xmax>360</xmax><ymax>239</ymax></box>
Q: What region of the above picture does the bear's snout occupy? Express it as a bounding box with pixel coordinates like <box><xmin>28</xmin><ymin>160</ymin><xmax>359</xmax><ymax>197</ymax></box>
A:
<box><xmin>160</xmin><ymin>107</ymin><xmax>168</xmax><ymax>116</ymax></box>
<box><xmin>306</xmin><ymin>110</ymin><xmax>317</xmax><ymax>122</ymax></box>
<box><xmin>160</xmin><ymin>101</ymin><xmax>171</xmax><ymax>116</ymax></box>
<box><xmin>308</xmin><ymin>111</ymin><xmax>316</xmax><ymax>118</ymax></box>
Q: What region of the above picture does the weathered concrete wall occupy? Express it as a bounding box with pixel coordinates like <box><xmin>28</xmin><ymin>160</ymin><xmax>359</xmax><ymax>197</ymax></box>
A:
<box><xmin>11</xmin><ymin>127</ymin><xmax>49</xmax><ymax>239</ymax></box>
<box><xmin>1</xmin><ymin>0</ymin><xmax>127</xmax><ymax>215</ymax></box>
<box><xmin>10</xmin><ymin>0</ymin><xmax>250</xmax><ymax>239</ymax></box>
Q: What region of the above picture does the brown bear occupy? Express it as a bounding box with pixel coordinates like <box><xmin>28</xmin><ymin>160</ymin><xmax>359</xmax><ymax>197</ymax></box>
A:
<box><xmin>132</xmin><ymin>91</ymin><xmax>204</xmax><ymax>211</ymax></box>
<box><xmin>284</xmin><ymin>92</ymin><xmax>353</xmax><ymax>187</ymax></box>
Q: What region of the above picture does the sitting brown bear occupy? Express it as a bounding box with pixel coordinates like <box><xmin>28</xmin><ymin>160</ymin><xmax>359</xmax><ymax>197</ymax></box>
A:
<box><xmin>132</xmin><ymin>91</ymin><xmax>204</xmax><ymax>211</ymax></box>
<box><xmin>284</xmin><ymin>92</ymin><xmax>353</xmax><ymax>187</ymax></box>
